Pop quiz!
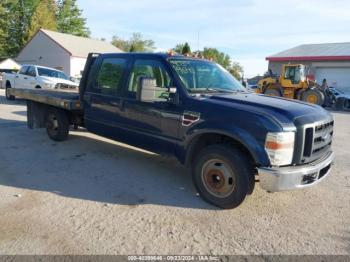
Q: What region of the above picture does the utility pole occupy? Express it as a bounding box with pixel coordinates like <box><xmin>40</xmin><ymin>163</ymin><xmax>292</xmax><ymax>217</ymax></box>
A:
<box><xmin>197</xmin><ymin>31</ymin><xmax>200</xmax><ymax>51</ymax></box>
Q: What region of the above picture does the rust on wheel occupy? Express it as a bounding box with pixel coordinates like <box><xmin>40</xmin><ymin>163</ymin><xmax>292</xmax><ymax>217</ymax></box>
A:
<box><xmin>201</xmin><ymin>159</ymin><xmax>236</xmax><ymax>198</ymax></box>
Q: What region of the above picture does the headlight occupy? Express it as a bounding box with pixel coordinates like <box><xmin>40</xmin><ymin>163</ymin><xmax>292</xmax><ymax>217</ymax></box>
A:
<box><xmin>265</xmin><ymin>132</ymin><xmax>295</xmax><ymax>166</ymax></box>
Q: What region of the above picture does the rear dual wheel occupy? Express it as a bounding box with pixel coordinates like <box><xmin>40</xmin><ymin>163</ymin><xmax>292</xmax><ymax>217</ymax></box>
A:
<box><xmin>46</xmin><ymin>108</ymin><xmax>70</xmax><ymax>141</ymax></box>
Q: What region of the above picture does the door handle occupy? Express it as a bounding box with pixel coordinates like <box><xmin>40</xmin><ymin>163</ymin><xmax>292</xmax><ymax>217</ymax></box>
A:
<box><xmin>24</xmin><ymin>77</ymin><xmax>28</xmax><ymax>80</ymax></box>
<box><xmin>15</xmin><ymin>75</ymin><xmax>19</xmax><ymax>78</ymax></box>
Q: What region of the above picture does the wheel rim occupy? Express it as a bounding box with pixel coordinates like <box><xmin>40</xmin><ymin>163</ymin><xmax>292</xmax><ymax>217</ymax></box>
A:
<box><xmin>47</xmin><ymin>114</ymin><xmax>59</xmax><ymax>136</ymax></box>
<box><xmin>201</xmin><ymin>159</ymin><xmax>236</xmax><ymax>198</ymax></box>
<box><xmin>306</xmin><ymin>94</ymin><xmax>318</xmax><ymax>104</ymax></box>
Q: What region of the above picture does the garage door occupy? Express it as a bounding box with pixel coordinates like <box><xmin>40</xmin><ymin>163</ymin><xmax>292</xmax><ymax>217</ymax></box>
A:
<box><xmin>315</xmin><ymin>67</ymin><xmax>350</xmax><ymax>89</ymax></box>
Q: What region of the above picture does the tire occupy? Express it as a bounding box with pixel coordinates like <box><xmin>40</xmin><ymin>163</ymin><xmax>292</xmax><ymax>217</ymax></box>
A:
<box><xmin>336</xmin><ymin>98</ymin><xmax>350</xmax><ymax>111</ymax></box>
<box><xmin>264</xmin><ymin>87</ymin><xmax>282</xmax><ymax>97</ymax></box>
<box><xmin>5</xmin><ymin>82</ymin><xmax>15</xmax><ymax>100</ymax></box>
<box><xmin>46</xmin><ymin>108</ymin><xmax>70</xmax><ymax>141</ymax></box>
<box><xmin>192</xmin><ymin>145</ymin><xmax>252</xmax><ymax>209</ymax></box>
<box><xmin>301</xmin><ymin>89</ymin><xmax>325</xmax><ymax>106</ymax></box>
<box><xmin>344</xmin><ymin>99</ymin><xmax>350</xmax><ymax>110</ymax></box>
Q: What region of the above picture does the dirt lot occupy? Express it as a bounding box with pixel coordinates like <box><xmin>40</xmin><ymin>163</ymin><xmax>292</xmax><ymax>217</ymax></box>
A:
<box><xmin>0</xmin><ymin>89</ymin><xmax>349</xmax><ymax>255</ymax></box>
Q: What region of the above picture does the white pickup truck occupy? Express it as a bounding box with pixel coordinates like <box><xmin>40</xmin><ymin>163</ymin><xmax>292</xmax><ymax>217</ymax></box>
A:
<box><xmin>4</xmin><ymin>65</ymin><xmax>78</xmax><ymax>100</ymax></box>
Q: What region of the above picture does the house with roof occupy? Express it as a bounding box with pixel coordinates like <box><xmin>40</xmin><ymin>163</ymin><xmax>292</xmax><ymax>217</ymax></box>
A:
<box><xmin>0</xmin><ymin>58</ymin><xmax>21</xmax><ymax>71</ymax></box>
<box><xmin>267</xmin><ymin>43</ymin><xmax>350</xmax><ymax>89</ymax></box>
<box><xmin>0</xmin><ymin>58</ymin><xmax>21</xmax><ymax>88</ymax></box>
<box><xmin>16</xmin><ymin>29</ymin><xmax>122</xmax><ymax>78</ymax></box>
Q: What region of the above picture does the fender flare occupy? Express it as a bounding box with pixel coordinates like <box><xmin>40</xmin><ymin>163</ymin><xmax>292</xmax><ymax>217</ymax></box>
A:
<box><xmin>183</xmin><ymin>128</ymin><xmax>270</xmax><ymax>167</ymax></box>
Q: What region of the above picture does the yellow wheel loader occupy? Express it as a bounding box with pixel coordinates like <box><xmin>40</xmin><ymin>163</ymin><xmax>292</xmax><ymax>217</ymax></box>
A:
<box><xmin>257</xmin><ymin>64</ymin><xmax>325</xmax><ymax>106</ymax></box>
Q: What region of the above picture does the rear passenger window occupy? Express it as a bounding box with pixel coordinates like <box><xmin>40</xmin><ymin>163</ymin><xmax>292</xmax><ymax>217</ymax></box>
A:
<box><xmin>97</xmin><ymin>58</ymin><xmax>127</xmax><ymax>95</ymax></box>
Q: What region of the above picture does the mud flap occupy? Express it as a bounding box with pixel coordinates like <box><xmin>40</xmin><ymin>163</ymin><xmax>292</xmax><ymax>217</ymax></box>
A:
<box><xmin>27</xmin><ymin>100</ymin><xmax>47</xmax><ymax>129</ymax></box>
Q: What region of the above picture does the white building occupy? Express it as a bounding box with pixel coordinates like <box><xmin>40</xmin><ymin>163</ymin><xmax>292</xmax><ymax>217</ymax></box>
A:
<box><xmin>16</xmin><ymin>29</ymin><xmax>122</xmax><ymax>78</ymax></box>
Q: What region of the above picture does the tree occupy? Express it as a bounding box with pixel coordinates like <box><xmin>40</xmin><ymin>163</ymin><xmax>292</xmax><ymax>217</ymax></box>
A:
<box><xmin>3</xmin><ymin>0</ymin><xmax>30</xmax><ymax>57</ymax></box>
<box><xmin>0</xmin><ymin>0</ymin><xmax>89</xmax><ymax>57</ymax></box>
<box><xmin>56</xmin><ymin>0</ymin><xmax>90</xmax><ymax>37</ymax></box>
<box><xmin>0</xmin><ymin>0</ymin><xmax>44</xmax><ymax>57</ymax></box>
<box><xmin>28</xmin><ymin>0</ymin><xmax>57</xmax><ymax>40</ymax></box>
<box><xmin>229</xmin><ymin>62</ymin><xmax>243</xmax><ymax>80</ymax></box>
<box><xmin>202</xmin><ymin>48</ymin><xmax>231</xmax><ymax>69</ymax></box>
<box><xmin>0</xmin><ymin>2</ymin><xmax>9</xmax><ymax>56</ymax></box>
<box><xmin>111</xmin><ymin>35</ymin><xmax>130</xmax><ymax>52</ymax></box>
<box><xmin>173</xmin><ymin>43</ymin><xmax>184</xmax><ymax>54</ymax></box>
<box><xmin>182</xmin><ymin>42</ymin><xmax>191</xmax><ymax>55</ymax></box>
<box><xmin>111</xmin><ymin>33</ymin><xmax>155</xmax><ymax>52</ymax></box>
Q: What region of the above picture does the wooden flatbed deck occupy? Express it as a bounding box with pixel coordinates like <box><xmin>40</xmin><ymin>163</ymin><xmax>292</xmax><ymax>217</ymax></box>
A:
<box><xmin>8</xmin><ymin>88</ymin><xmax>83</xmax><ymax>111</ymax></box>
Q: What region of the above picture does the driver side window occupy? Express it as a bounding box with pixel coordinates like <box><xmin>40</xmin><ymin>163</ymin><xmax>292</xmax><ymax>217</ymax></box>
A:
<box><xmin>19</xmin><ymin>66</ymin><xmax>29</xmax><ymax>75</ymax></box>
<box><xmin>128</xmin><ymin>59</ymin><xmax>172</xmax><ymax>99</ymax></box>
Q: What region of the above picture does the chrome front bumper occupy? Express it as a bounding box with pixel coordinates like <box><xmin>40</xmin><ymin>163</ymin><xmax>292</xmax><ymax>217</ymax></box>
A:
<box><xmin>258</xmin><ymin>151</ymin><xmax>334</xmax><ymax>192</ymax></box>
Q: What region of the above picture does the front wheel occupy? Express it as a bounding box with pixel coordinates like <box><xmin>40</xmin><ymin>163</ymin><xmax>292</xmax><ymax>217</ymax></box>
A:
<box><xmin>46</xmin><ymin>108</ymin><xmax>70</xmax><ymax>141</ymax></box>
<box><xmin>5</xmin><ymin>84</ymin><xmax>15</xmax><ymax>100</ymax></box>
<box><xmin>192</xmin><ymin>145</ymin><xmax>252</xmax><ymax>209</ymax></box>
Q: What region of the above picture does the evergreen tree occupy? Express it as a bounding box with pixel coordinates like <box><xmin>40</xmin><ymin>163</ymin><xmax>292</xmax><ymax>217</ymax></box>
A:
<box><xmin>56</xmin><ymin>0</ymin><xmax>90</xmax><ymax>37</ymax></box>
<box><xmin>173</xmin><ymin>44</ymin><xmax>184</xmax><ymax>54</ymax></box>
<box><xmin>1</xmin><ymin>0</ymin><xmax>39</xmax><ymax>57</ymax></box>
<box><xmin>5</xmin><ymin>0</ymin><xmax>27</xmax><ymax>57</ymax></box>
<box><xmin>0</xmin><ymin>2</ymin><xmax>9</xmax><ymax>57</ymax></box>
<box><xmin>28</xmin><ymin>0</ymin><xmax>57</xmax><ymax>39</ymax></box>
<box><xmin>181</xmin><ymin>42</ymin><xmax>191</xmax><ymax>55</ymax></box>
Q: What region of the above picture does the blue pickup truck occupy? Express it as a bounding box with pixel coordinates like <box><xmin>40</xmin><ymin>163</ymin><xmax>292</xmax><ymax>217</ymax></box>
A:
<box><xmin>8</xmin><ymin>53</ymin><xmax>335</xmax><ymax>209</ymax></box>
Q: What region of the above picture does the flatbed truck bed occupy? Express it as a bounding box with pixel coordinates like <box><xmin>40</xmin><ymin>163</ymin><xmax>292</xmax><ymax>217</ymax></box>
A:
<box><xmin>8</xmin><ymin>88</ymin><xmax>82</xmax><ymax>111</ymax></box>
<box><xmin>8</xmin><ymin>88</ymin><xmax>84</xmax><ymax>131</ymax></box>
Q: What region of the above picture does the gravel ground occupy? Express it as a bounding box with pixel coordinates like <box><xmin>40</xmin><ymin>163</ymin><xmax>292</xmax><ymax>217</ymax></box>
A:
<box><xmin>0</xmin><ymin>89</ymin><xmax>349</xmax><ymax>255</ymax></box>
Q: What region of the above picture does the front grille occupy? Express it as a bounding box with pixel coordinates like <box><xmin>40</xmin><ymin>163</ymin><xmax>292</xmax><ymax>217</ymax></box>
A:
<box><xmin>302</xmin><ymin>120</ymin><xmax>334</xmax><ymax>162</ymax></box>
<box><xmin>55</xmin><ymin>83</ymin><xmax>77</xmax><ymax>90</ymax></box>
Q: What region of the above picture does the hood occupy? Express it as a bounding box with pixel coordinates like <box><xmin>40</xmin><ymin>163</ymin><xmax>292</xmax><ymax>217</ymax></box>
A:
<box><xmin>41</xmin><ymin>76</ymin><xmax>78</xmax><ymax>86</ymax></box>
<box><xmin>206</xmin><ymin>92</ymin><xmax>331</xmax><ymax>126</ymax></box>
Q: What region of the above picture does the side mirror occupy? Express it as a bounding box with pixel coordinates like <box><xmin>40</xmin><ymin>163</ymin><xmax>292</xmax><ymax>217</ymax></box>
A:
<box><xmin>138</xmin><ymin>77</ymin><xmax>158</xmax><ymax>102</ymax></box>
<box><xmin>138</xmin><ymin>77</ymin><xmax>179</xmax><ymax>104</ymax></box>
<box><xmin>168</xmin><ymin>87</ymin><xmax>179</xmax><ymax>105</ymax></box>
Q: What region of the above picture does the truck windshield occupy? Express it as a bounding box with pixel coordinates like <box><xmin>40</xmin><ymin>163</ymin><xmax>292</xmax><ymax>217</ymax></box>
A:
<box><xmin>169</xmin><ymin>59</ymin><xmax>245</xmax><ymax>94</ymax></box>
<box><xmin>37</xmin><ymin>68</ymin><xmax>69</xmax><ymax>80</ymax></box>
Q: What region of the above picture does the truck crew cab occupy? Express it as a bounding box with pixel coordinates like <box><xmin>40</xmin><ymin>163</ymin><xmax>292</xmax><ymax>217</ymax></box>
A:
<box><xmin>8</xmin><ymin>53</ymin><xmax>335</xmax><ymax>209</ymax></box>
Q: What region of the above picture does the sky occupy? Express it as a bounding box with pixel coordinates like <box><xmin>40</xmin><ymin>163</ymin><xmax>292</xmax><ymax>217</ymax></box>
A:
<box><xmin>77</xmin><ymin>0</ymin><xmax>350</xmax><ymax>78</ymax></box>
